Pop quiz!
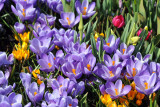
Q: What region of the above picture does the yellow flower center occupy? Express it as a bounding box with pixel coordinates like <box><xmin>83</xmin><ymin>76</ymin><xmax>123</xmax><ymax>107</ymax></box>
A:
<box><xmin>115</xmin><ymin>88</ymin><xmax>119</xmax><ymax>95</ymax></box>
<box><xmin>112</xmin><ymin>61</ymin><xmax>115</xmax><ymax>66</ymax></box>
<box><xmin>144</xmin><ymin>82</ymin><xmax>149</xmax><ymax>89</ymax></box>
<box><xmin>106</xmin><ymin>43</ymin><xmax>110</xmax><ymax>47</ymax></box>
<box><xmin>34</xmin><ymin>92</ymin><xmax>37</xmax><ymax>96</ymax></box>
<box><xmin>72</xmin><ymin>69</ymin><xmax>76</xmax><ymax>75</ymax></box>
<box><xmin>48</xmin><ymin>63</ymin><xmax>52</xmax><ymax>68</ymax></box>
<box><xmin>87</xmin><ymin>64</ymin><xmax>91</xmax><ymax>71</ymax></box>
<box><xmin>109</xmin><ymin>71</ymin><xmax>114</xmax><ymax>77</ymax></box>
<box><xmin>22</xmin><ymin>9</ymin><xmax>25</xmax><ymax>17</ymax></box>
<box><xmin>132</xmin><ymin>68</ymin><xmax>136</xmax><ymax>77</ymax></box>
<box><xmin>66</xmin><ymin>17</ymin><xmax>71</xmax><ymax>25</ymax></box>
<box><xmin>122</xmin><ymin>49</ymin><xmax>125</xmax><ymax>54</ymax></box>
<box><xmin>82</xmin><ymin>7</ymin><xmax>87</xmax><ymax>15</ymax></box>
<box><xmin>55</xmin><ymin>45</ymin><xmax>60</xmax><ymax>50</ymax></box>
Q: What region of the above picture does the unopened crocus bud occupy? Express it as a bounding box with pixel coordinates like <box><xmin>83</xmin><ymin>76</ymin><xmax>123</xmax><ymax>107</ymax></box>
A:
<box><xmin>14</xmin><ymin>22</ymin><xmax>26</xmax><ymax>34</ymax></box>
<box><xmin>130</xmin><ymin>36</ymin><xmax>140</xmax><ymax>45</ymax></box>
<box><xmin>144</xmin><ymin>26</ymin><xmax>148</xmax><ymax>31</ymax></box>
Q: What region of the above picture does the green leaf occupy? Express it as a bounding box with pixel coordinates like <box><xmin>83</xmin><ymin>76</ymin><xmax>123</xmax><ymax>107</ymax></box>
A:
<box><xmin>98</xmin><ymin>37</ymin><xmax>103</xmax><ymax>62</ymax></box>
<box><xmin>139</xmin><ymin>0</ymin><xmax>146</xmax><ymax>20</ymax></box>
<box><xmin>157</xmin><ymin>17</ymin><xmax>160</xmax><ymax>35</ymax></box>
<box><xmin>91</xmin><ymin>35</ymin><xmax>98</xmax><ymax>59</ymax></box>
<box><xmin>152</xmin><ymin>34</ymin><xmax>160</xmax><ymax>46</ymax></box>
<box><xmin>80</xmin><ymin>93</ymin><xmax>88</xmax><ymax>107</ymax></box>
<box><xmin>121</xmin><ymin>19</ymin><xmax>131</xmax><ymax>43</ymax></box>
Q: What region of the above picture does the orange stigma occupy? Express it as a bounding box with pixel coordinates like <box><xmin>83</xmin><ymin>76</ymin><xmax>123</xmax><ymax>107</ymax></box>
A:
<box><xmin>109</xmin><ymin>71</ymin><xmax>114</xmax><ymax>77</ymax></box>
<box><xmin>34</xmin><ymin>92</ymin><xmax>37</xmax><ymax>96</ymax></box>
<box><xmin>112</xmin><ymin>61</ymin><xmax>115</xmax><ymax>66</ymax></box>
<box><xmin>115</xmin><ymin>88</ymin><xmax>119</xmax><ymax>95</ymax></box>
<box><xmin>66</xmin><ymin>17</ymin><xmax>71</xmax><ymax>25</ymax></box>
<box><xmin>132</xmin><ymin>68</ymin><xmax>136</xmax><ymax>77</ymax></box>
<box><xmin>69</xmin><ymin>104</ymin><xmax>72</xmax><ymax>106</ymax></box>
<box><xmin>87</xmin><ymin>64</ymin><xmax>91</xmax><ymax>71</ymax></box>
<box><xmin>106</xmin><ymin>43</ymin><xmax>110</xmax><ymax>47</ymax></box>
<box><xmin>48</xmin><ymin>63</ymin><xmax>52</xmax><ymax>68</ymax></box>
<box><xmin>144</xmin><ymin>82</ymin><xmax>149</xmax><ymax>89</ymax></box>
<box><xmin>22</xmin><ymin>9</ymin><xmax>25</xmax><ymax>17</ymax></box>
<box><xmin>54</xmin><ymin>57</ymin><xmax>56</xmax><ymax>60</ymax></box>
<box><xmin>82</xmin><ymin>7</ymin><xmax>87</xmax><ymax>15</ymax></box>
<box><xmin>60</xmin><ymin>85</ymin><xmax>62</xmax><ymax>87</ymax></box>
<box><xmin>122</xmin><ymin>49</ymin><xmax>125</xmax><ymax>54</ymax></box>
<box><xmin>72</xmin><ymin>69</ymin><xmax>76</xmax><ymax>75</ymax></box>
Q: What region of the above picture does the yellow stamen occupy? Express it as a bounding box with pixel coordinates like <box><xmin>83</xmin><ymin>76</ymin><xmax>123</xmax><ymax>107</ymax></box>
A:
<box><xmin>144</xmin><ymin>82</ymin><xmax>148</xmax><ymax>89</ymax></box>
<box><xmin>132</xmin><ymin>68</ymin><xmax>136</xmax><ymax>77</ymax></box>
<box><xmin>112</xmin><ymin>61</ymin><xmax>115</xmax><ymax>66</ymax></box>
<box><xmin>122</xmin><ymin>49</ymin><xmax>125</xmax><ymax>54</ymax></box>
<box><xmin>152</xmin><ymin>71</ymin><xmax>156</xmax><ymax>73</ymax></box>
<box><xmin>34</xmin><ymin>92</ymin><xmax>37</xmax><ymax>96</ymax></box>
<box><xmin>82</xmin><ymin>7</ymin><xmax>87</xmax><ymax>15</ymax></box>
<box><xmin>87</xmin><ymin>64</ymin><xmax>91</xmax><ymax>71</ymax></box>
<box><xmin>22</xmin><ymin>9</ymin><xmax>25</xmax><ymax>17</ymax></box>
<box><xmin>72</xmin><ymin>69</ymin><xmax>76</xmax><ymax>75</ymax></box>
<box><xmin>115</xmin><ymin>88</ymin><xmax>119</xmax><ymax>95</ymax></box>
<box><xmin>66</xmin><ymin>17</ymin><xmax>71</xmax><ymax>25</ymax></box>
<box><xmin>109</xmin><ymin>71</ymin><xmax>114</xmax><ymax>77</ymax></box>
<box><xmin>48</xmin><ymin>63</ymin><xmax>52</xmax><ymax>68</ymax></box>
<box><xmin>106</xmin><ymin>43</ymin><xmax>110</xmax><ymax>47</ymax></box>
<box><xmin>55</xmin><ymin>45</ymin><xmax>60</xmax><ymax>50</ymax></box>
<box><xmin>60</xmin><ymin>85</ymin><xmax>62</xmax><ymax>87</ymax></box>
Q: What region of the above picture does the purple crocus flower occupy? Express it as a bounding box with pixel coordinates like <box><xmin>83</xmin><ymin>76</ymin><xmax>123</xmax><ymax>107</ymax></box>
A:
<box><xmin>27</xmin><ymin>82</ymin><xmax>45</xmax><ymax>104</ymax></box>
<box><xmin>134</xmin><ymin>73</ymin><xmax>160</xmax><ymax>95</ymax></box>
<box><xmin>14</xmin><ymin>22</ymin><xmax>26</xmax><ymax>34</ymax></box>
<box><xmin>59</xmin><ymin>12</ymin><xmax>80</xmax><ymax>28</ymax></box>
<box><xmin>0</xmin><ymin>0</ymin><xmax>5</xmax><ymax>11</ymax></box>
<box><xmin>29</xmin><ymin>37</ymin><xmax>53</xmax><ymax>56</ymax></box>
<box><xmin>103</xmin><ymin>53</ymin><xmax>122</xmax><ymax>69</ymax></box>
<box><xmin>51</xmin><ymin>75</ymin><xmax>76</xmax><ymax>95</ymax></box>
<box><xmin>47</xmin><ymin>0</ymin><xmax>63</xmax><ymax>13</ymax></box>
<box><xmin>0</xmin><ymin>82</ymin><xmax>15</xmax><ymax>95</ymax></box>
<box><xmin>20</xmin><ymin>72</ymin><xmax>31</xmax><ymax>90</ymax></box>
<box><xmin>37</xmin><ymin>13</ymin><xmax>56</xmax><ymax>26</ymax></box>
<box><xmin>58</xmin><ymin>96</ymin><xmax>78</xmax><ymax>107</ymax></box>
<box><xmin>99</xmin><ymin>64</ymin><xmax>122</xmax><ymax>81</ymax></box>
<box><xmin>81</xmin><ymin>53</ymin><xmax>96</xmax><ymax>75</ymax></box>
<box><xmin>38</xmin><ymin>52</ymin><xmax>55</xmax><ymax>73</ymax></box>
<box><xmin>32</xmin><ymin>23</ymin><xmax>54</xmax><ymax>39</ymax></box>
<box><xmin>54</xmin><ymin>50</ymin><xmax>65</xmax><ymax>70</ymax></box>
<box><xmin>133</xmin><ymin>52</ymin><xmax>150</xmax><ymax>64</ymax></box>
<box><xmin>71</xmin><ymin>81</ymin><xmax>85</xmax><ymax>97</ymax></box>
<box><xmin>13</xmin><ymin>0</ymin><xmax>37</xmax><ymax>5</ymax></box>
<box><xmin>97</xmin><ymin>35</ymin><xmax>120</xmax><ymax>54</ymax></box>
<box><xmin>0</xmin><ymin>95</ymin><xmax>10</xmax><ymax>107</ymax></box>
<box><xmin>62</xmin><ymin>62</ymin><xmax>82</xmax><ymax>79</ymax></box>
<box><xmin>100</xmin><ymin>79</ymin><xmax>131</xmax><ymax>99</ymax></box>
<box><xmin>75</xmin><ymin>0</ymin><xmax>96</xmax><ymax>19</ymax></box>
<box><xmin>42</xmin><ymin>89</ymin><xmax>62</xmax><ymax>107</ymax></box>
<box><xmin>0</xmin><ymin>71</ymin><xmax>9</xmax><ymax>85</ymax></box>
<box><xmin>0</xmin><ymin>52</ymin><xmax>14</xmax><ymax>67</ymax></box>
<box><xmin>116</xmin><ymin>43</ymin><xmax>135</xmax><ymax>60</ymax></box>
<box><xmin>126</xmin><ymin>59</ymin><xmax>147</xmax><ymax>80</ymax></box>
<box><xmin>8</xmin><ymin>92</ymin><xmax>22</xmax><ymax>107</ymax></box>
<box><xmin>11</xmin><ymin>3</ymin><xmax>36</xmax><ymax>22</ymax></box>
